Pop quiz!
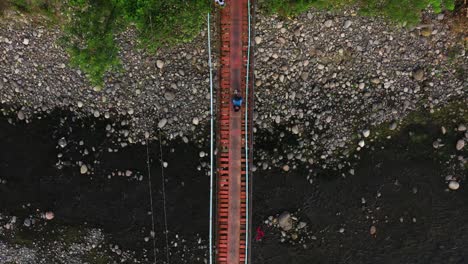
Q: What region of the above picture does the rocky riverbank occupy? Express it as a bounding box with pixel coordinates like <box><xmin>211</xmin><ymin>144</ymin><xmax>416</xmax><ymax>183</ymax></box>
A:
<box><xmin>1</xmin><ymin>8</ymin><xmax>466</xmax><ymax>173</ymax></box>
<box><xmin>0</xmin><ymin>5</ymin><xmax>467</xmax><ymax>264</ymax></box>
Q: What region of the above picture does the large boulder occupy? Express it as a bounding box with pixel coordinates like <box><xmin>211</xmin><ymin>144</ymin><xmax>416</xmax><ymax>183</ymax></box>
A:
<box><xmin>278</xmin><ymin>211</ymin><xmax>293</xmax><ymax>231</ymax></box>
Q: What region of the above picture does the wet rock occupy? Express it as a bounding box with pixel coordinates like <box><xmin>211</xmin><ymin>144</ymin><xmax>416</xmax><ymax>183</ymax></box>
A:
<box><xmin>80</xmin><ymin>164</ymin><xmax>88</xmax><ymax>174</ymax></box>
<box><xmin>358</xmin><ymin>140</ymin><xmax>365</xmax><ymax>148</ymax></box>
<box><xmin>45</xmin><ymin>211</ymin><xmax>54</xmax><ymax>220</ymax></box>
<box><xmin>448</xmin><ymin>181</ymin><xmax>460</xmax><ymax>190</ymax></box>
<box><xmin>456</xmin><ymin>139</ymin><xmax>465</xmax><ymax>150</ymax></box>
<box><xmin>23</xmin><ymin>218</ymin><xmax>31</xmax><ymax>227</ymax></box>
<box><xmin>362</xmin><ymin>129</ymin><xmax>370</xmax><ymax>138</ymax></box>
<box><xmin>297</xmin><ymin>221</ymin><xmax>307</xmax><ymax>229</ymax></box>
<box><xmin>58</xmin><ymin>137</ymin><xmax>67</xmax><ymax>148</ymax></box>
<box><xmin>278</xmin><ymin>211</ymin><xmax>293</xmax><ymax>231</ymax></box>
<box><xmin>17</xmin><ymin>110</ymin><xmax>25</xmax><ymax>120</ymax></box>
<box><xmin>291</xmin><ymin>125</ymin><xmax>299</xmax><ymax>134</ymax></box>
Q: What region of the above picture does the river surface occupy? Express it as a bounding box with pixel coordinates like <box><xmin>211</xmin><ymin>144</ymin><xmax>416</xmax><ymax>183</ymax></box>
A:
<box><xmin>0</xmin><ymin>109</ymin><xmax>467</xmax><ymax>263</ymax></box>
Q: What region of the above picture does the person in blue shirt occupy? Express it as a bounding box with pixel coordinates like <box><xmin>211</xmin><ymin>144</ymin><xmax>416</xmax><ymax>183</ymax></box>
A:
<box><xmin>232</xmin><ymin>93</ymin><xmax>243</xmax><ymax>112</ymax></box>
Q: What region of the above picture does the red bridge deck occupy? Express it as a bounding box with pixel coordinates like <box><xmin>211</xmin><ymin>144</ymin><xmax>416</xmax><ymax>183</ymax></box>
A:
<box><xmin>216</xmin><ymin>0</ymin><xmax>254</xmax><ymax>263</ymax></box>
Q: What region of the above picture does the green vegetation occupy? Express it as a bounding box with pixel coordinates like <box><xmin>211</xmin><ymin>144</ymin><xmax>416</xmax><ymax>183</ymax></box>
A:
<box><xmin>259</xmin><ymin>0</ymin><xmax>455</xmax><ymax>25</ymax></box>
<box><xmin>61</xmin><ymin>0</ymin><xmax>211</xmax><ymax>85</ymax></box>
<box><xmin>8</xmin><ymin>0</ymin><xmax>58</xmax><ymax>15</ymax></box>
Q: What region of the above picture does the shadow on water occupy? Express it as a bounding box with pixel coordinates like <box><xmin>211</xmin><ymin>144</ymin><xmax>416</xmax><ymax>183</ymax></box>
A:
<box><xmin>0</xmin><ymin>109</ymin><xmax>209</xmax><ymax>256</ymax></box>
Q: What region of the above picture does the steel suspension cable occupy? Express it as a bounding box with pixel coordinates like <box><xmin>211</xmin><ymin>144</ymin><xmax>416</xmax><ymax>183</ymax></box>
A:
<box><xmin>206</xmin><ymin>12</ymin><xmax>215</xmax><ymax>264</ymax></box>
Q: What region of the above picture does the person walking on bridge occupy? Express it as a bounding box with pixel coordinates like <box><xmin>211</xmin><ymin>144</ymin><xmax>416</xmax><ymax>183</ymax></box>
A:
<box><xmin>232</xmin><ymin>91</ymin><xmax>243</xmax><ymax>112</ymax></box>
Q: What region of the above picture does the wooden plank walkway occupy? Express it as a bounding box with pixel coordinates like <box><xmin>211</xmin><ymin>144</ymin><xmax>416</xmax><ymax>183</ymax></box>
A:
<box><xmin>216</xmin><ymin>0</ymin><xmax>254</xmax><ymax>263</ymax></box>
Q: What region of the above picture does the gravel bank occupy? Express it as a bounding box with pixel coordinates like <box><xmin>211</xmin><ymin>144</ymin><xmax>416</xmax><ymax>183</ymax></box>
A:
<box><xmin>0</xmin><ymin>9</ymin><xmax>466</xmax><ymax>171</ymax></box>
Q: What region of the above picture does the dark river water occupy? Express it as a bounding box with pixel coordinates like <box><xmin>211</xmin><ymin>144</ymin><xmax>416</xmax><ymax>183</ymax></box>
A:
<box><xmin>0</xmin><ymin>109</ymin><xmax>467</xmax><ymax>263</ymax></box>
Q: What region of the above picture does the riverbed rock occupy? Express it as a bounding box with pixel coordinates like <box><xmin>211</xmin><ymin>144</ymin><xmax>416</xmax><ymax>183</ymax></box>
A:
<box><xmin>164</xmin><ymin>91</ymin><xmax>175</xmax><ymax>101</ymax></box>
<box><xmin>158</xmin><ymin>118</ymin><xmax>167</xmax><ymax>128</ymax></box>
<box><xmin>45</xmin><ymin>211</ymin><xmax>54</xmax><ymax>220</ymax></box>
<box><xmin>448</xmin><ymin>181</ymin><xmax>460</xmax><ymax>190</ymax></box>
<box><xmin>278</xmin><ymin>212</ymin><xmax>293</xmax><ymax>231</ymax></box>
<box><xmin>324</xmin><ymin>20</ymin><xmax>333</xmax><ymax>28</ymax></box>
<box><xmin>156</xmin><ymin>60</ymin><xmax>164</xmax><ymax>69</ymax></box>
<box><xmin>456</xmin><ymin>139</ymin><xmax>465</xmax><ymax>151</ymax></box>
<box><xmin>17</xmin><ymin>110</ymin><xmax>25</xmax><ymax>120</ymax></box>
<box><xmin>362</xmin><ymin>129</ymin><xmax>370</xmax><ymax>138</ymax></box>
<box><xmin>58</xmin><ymin>137</ymin><xmax>67</xmax><ymax>148</ymax></box>
<box><xmin>255</xmin><ymin>36</ymin><xmax>262</xmax><ymax>44</ymax></box>
<box><xmin>80</xmin><ymin>164</ymin><xmax>88</xmax><ymax>174</ymax></box>
<box><xmin>413</xmin><ymin>69</ymin><xmax>424</xmax><ymax>81</ymax></box>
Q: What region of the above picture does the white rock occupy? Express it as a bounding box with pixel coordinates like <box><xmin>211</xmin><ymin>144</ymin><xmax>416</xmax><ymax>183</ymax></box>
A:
<box><xmin>344</xmin><ymin>20</ymin><xmax>352</xmax><ymax>29</ymax></box>
<box><xmin>80</xmin><ymin>164</ymin><xmax>88</xmax><ymax>174</ymax></box>
<box><xmin>156</xmin><ymin>60</ymin><xmax>164</xmax><ymax>69</ymax></box>
<box><xmin>458</xmin><ymin>124</ymin><xmax>467</xmax><ymax>132</ymax></box>
<box><xmin>77</xmin><ymin>101</ymin><xmax>83</xmax><ymax>108</ymax></box>
<box><xmin>17</xmin><ymin>110</ymin><xmax>25</xmax><ymax>120</ymax></box>
<box><xmin>199</xmin><ymin>151</ymin><xmax>205</xmax><ymax>158</ymax></box>
<box><xmin>324</xmin><ymin>20</ymin><xmax>333</xmax><ymax>27</ymax></box>
<box><xmin>158</xmin><ymin>118</ymin><xmax>168</xmax><ymax>128</ymax></box>
<box><xmin>339</xmin><ymin>227</ymin><xmax>345</xmax><ymax>233</ymax></box>
<box><xmin>192</xmin><ymin>117</ymin><xmax>200</xmax><ymax>125</ymax></box>
<box><xmin>448</xmin><ymin>181</ymin><xmax>460</xmax><ymax>190</ymax></box>
<box><xmin>255</xmin><ymin>36</ymin><xmax>262</xmax><ymax>44</ymax></box>
<box><xmin>45</xmin><ymin>211</ymin><xmax>54</xmax><ymax>220</ymax></box>
<box><xmin>278</xmin><ymin>212</ymin><xmax>293</xmax><ymax>231</ymax></box>
<box><xmin>456</xmin><ymin>139</ymin><xmax>465</xmax><ymax>151</ymax></box>
<box><xmin>282</xmin><ymin>165</ymin><xmax>290</xmax><ymax>172</ymax></box>
<box><xmin>362</xmin><ymin>129</ymin><xmax>370</xmax><ymax>138</ymax></box>
<box><xmin>291</xmin><ymin>125</ymin><xmax>299</xmax><ymax>134</ymax></box>
<box><xmin>317</xmin><ymin>64</ymin><xmax>325</xmax><ymax>70</ymax></box>
<box><xmin>358</xmin><ymin>140</ymin><xmax>365</xmax><ymax>148</ymax></box>
<box><xmin>23</xmin><ymin>38</ymin><xmax>29</xmax><ymax>45</ymax></box>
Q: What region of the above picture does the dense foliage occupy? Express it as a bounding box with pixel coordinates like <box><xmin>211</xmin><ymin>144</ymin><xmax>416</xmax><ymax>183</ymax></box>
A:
<box><xmin>259</xmin><ymin>0</ymin><xmax>455</xmax><ymax>24</ymax></box>
<box><xmin>61</xmin><ymin>0</ymin><xmax>211</xmax><ymax>84</ymax></box>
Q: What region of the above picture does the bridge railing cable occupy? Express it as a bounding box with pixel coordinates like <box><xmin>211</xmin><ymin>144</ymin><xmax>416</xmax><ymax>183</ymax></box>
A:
<box><xmin>244</xmin><ymin>0</ymin><xmax>252</xmax><ymax>263</ymax></box>
<box><xmin>207</xmin><ymin>12</ymin><xmax>215</xmax><ymax>264</ymax></box>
